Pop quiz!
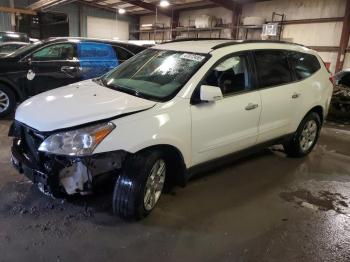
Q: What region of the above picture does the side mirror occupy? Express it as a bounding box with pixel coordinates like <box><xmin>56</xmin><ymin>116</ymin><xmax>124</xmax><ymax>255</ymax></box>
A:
<box><xmin>200</xmin><ymin>85</ymin><xmax>223</xmax><ymax>102</ymax></box>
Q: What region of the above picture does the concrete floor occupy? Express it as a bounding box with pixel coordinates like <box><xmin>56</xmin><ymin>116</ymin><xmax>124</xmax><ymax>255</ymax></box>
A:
<box><xmin>0</xmin><ymin>119</ymin><xmax>350</xmax><ymax>262</ymax></box>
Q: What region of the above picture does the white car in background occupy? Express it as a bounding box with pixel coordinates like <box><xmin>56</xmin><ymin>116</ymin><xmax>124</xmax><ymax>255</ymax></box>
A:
<box><xmin>10</xmin><ymin>40</ymin><xmax>333</xmax><ymax>220</ymax></box>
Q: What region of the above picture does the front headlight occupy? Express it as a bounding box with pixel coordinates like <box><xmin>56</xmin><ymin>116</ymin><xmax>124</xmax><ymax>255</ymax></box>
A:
<box><xmin>38</xmin><ymin>122</ymin><xmax>115</xmax><ymax>156</ymax></box>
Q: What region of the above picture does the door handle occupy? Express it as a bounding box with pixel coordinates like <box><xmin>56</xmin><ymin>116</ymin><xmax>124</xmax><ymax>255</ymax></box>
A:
<box><xmin>292</xmin><ymin>92</ymin><xmax>301</xmax><ymax>99</ymax></box>
<box><xmin>61</xmin><ymin>66</ymin><xmax>76</xmax><ymax>72</ymax></box>
<box><xmin>245</xmin><ymin>103</ymin><xmax>259</xmax><ymax>111</ymax></box>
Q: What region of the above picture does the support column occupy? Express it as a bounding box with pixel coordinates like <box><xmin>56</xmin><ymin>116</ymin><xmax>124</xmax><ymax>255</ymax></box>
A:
<box><xmin>9</xmin><ymin>0</ymin><xmax>15</xmax><ymax>31</ymax></box>
<box><xmin>78</xmin><ymin>4</ymin><xmax>83</xmax><ymax>37</ymax></box>
<box><xmin>231</xmin><ymin>5</ymin><xmax>242</xmax><ymax>39</ymax></box>
<box><xmin>171</xmin><ymin>10</ymin><xmax>179</xmax><ymax>40</ymax></box>
<box><xmin>335</xmin><ymin>0</ymin><xmax>350</xmax><ymax>73</ymax></box>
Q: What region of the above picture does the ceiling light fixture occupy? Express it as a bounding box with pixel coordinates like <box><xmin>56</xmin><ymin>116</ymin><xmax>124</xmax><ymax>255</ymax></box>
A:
<box><xmin>118</xmin><ymin>8</ymin><xmax>126</xmax><ymax>14</ymax></box>
<box><xmin>159</xmin><ymin>0</ymin><xmax>170</xmax><ymax>8</ymax></box>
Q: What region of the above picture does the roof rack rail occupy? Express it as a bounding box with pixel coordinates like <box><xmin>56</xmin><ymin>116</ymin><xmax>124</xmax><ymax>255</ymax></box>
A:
<box><xmin>212</xmin><ymin>40</ymin><xmax>306</xmax><ymax>50</ymax></box>
<box><xmin>161</xmin><ymin>38</ymin><xmax>231</xmax><ymax>44</ymax></box>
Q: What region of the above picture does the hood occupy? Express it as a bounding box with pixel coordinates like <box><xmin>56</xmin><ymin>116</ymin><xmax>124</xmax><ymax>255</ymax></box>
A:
<box><xmin>15</xmin><ymin>80</ymin><xmax>157</xmax><ymax>132</ymax></box>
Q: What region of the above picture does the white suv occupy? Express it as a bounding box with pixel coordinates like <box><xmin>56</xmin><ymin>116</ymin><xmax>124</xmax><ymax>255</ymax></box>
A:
<box><xmin>10</xmin><ymin>40</ymin><xmax>333</xmax><ymax>220</ymax></box>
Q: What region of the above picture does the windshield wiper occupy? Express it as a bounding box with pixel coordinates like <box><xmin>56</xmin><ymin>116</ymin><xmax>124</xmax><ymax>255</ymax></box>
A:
<box><xmin>96</xmin><ymin>79</ymin><xmax>158</xmax><ymax>101</ymax></box>
<box><xmin>105</xmin><ymin>82</ymin><xmax>147</xmax><ymax>99</ymax></box>
<box><xmin>110</xmin><ymin>84</ymin><xmax>140</xmax><ymax>96</ymax></box>
<box><xmin>93</xmin><ymin>77</ymin><xmax>107</xmax><ymax>87</ymax></box>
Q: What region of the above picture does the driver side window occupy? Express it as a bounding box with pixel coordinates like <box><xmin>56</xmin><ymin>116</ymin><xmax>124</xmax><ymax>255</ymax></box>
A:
<box><xmin>204</xmin><ymin>54</ymin><xmax>252</xmax><ymax>96</ymax></box>
<box><xmin>32</xmin><ymin>43</ymin><xmax>76</xmax><ymax>61</ymax></box>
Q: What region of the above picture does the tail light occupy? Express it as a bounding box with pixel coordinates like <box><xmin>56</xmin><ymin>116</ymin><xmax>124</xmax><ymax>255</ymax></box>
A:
<box><xmin>320</xmin><ymin>58</ymin><xmax>334</xmax><ymax>87</ymax></box>
<box><xmin>322</xmin><ymin>61</ymin><xmax>331</xmax><ymax>73</ymax></box>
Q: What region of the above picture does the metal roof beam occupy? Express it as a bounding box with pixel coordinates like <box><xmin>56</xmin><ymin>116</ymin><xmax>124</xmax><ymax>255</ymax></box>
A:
<box><xmin>209</xmin><ymin>0</ymin><xmax>239</xmax><ymax>11</ymax></box>
<box><xmin>78</xmin><ymin>0</ymin><xmax>116</xmax><ymax>12</ymax></box>
<box><xmin>0</xmin><ymin>6</ymin><xmax>37</xmax><ymax>15</ymax></box>
<box><xmin>116</xmin><ymin>0</ymin><xmax>173</xmax><ymax>17</ymax></box>
<box><xmin>28</xmin><ymin>0</ymin><xmax>76</xmax><ymax>10</ymax></box>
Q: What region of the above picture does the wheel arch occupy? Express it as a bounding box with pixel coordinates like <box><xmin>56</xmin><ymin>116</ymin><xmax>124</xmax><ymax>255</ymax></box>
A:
<box><xmin>136</xmin><ymin>144</ymin><xmax>187</xmax><ymax>187</ymax></box>
<box><xmin>0</xmin><ymin>78</ymin><xmax>23</xmax><ymax>102</ymax></box>
<box><xmin>307</xmin><ymin>105</ymin><xmax>324</xmax><ymax>124</ymax></box>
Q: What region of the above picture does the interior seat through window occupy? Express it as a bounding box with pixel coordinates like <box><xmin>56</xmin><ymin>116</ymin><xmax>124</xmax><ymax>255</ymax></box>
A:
<box><xmin>204</xmin><ymin>55</ymin><xmax>251</xmax><ymax>96</ymax></box>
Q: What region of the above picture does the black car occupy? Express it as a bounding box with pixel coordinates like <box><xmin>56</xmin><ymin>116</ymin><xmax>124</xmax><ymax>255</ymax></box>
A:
<box><xmin>0</xmin><ymin>37</ymin><xmax>146</xmax><ymax>117</ymax></box>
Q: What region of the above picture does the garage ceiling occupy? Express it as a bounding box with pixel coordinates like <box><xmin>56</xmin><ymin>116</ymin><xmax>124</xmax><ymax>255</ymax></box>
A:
<box><xmin>28</xmin><ymin>0</ymin><xmax>267</xmax><ymax>15</ymax></box>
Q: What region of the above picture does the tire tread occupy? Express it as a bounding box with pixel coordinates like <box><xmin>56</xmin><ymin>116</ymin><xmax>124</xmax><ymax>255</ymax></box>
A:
<box><xmin>113</xmin><ymin>151</ymin><xmax>160</xmax><ymax>220</ymax></box>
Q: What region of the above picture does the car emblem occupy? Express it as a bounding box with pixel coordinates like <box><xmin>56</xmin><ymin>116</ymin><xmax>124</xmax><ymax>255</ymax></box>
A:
<box><xmin>27</xmin><ymin>70</ymin><xmax>35</xmax><ymax>81</ymax></box>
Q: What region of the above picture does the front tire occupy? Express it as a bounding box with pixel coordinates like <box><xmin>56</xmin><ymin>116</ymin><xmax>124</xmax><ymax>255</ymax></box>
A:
<box><xmin>283</xmin><ymin>112</ymin><xmax>321</xmax><ymax>158</ymax></box>
<box><xmin>0</xmin><ymin>85</ymin><xmax>16</xmax><ymax>118</ymax></box>
<box><xmin>113</xmin><ymin>150</ymin><xmax>167</xmax><ymax>220</ymax></box>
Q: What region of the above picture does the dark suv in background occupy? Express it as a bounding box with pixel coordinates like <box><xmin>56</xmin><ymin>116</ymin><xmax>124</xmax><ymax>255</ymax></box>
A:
<box><xmin>0</xmin><ymin>37</ymin><xmax>146</xmax><ymax>117</ymax></box>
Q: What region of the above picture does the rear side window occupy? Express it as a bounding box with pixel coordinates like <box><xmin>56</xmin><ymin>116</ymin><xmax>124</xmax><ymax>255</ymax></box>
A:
<box><xmin>77</xmin><ymin>42</ymin><xmax>118</xmax><ymax>80</ymax></box>
<box><xmin>113</xmin><ymin>46</ymin><xmax>133</xmax><ymax>62</ymax></box>
<box><xmin>254</xmin><ymin>50</ymin><xmax>292</xmax><ymax>88</ymax></box>
<box><xmin>289</xmin><ymin>51</ymin><xmax>321</xmax><ymax>80</ymax></box>
<box><xmin>78</xmin><ymin>42</ymin><xmax>117</xmax><ymax>61</ymax></box>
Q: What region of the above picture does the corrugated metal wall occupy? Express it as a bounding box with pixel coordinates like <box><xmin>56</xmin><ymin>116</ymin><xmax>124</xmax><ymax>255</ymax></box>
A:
<box><xmin>242</xmin><ymin>0</ymin><xmax>347</xmax><ymax>73</ymax></box>
<box><xmin>50</xmin><ymin>3</ymin><xmax>80</xmax><ymax>37</ymax></box>
<box><xmin>0</xmin><ymin>0</ymin><xmax>36</xmax><ymax>30</ymax></box>
<box><xmin>77</xmin><ymin>4</ymin><xmax>136</xmax><ymax>37</ymax></box>
<box><xmin>0</xmin><ymin>0</ymin><xmax>11</xmax><ymax>31</ymax></box>
<box><xmin>0</xmin><ymin>0</ymin><xmax>137</xmax><ymax>37</ymax></box>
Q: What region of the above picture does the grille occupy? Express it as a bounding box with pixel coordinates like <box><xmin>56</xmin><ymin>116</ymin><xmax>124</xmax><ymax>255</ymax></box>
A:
<box><xmin>23</xmin><ymin>128</ymin><xmax>43</xmax><ymax>161</ymax></box>
<box><xmin>15</xmin><ymin>121</ymin><xmax>46</xmax><ymax>165</ymax></box>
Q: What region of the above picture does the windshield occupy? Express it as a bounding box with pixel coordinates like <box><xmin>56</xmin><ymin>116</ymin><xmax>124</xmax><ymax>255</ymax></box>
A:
<box><xmin>102</xmin><ymin>48</ymin><xmax>208</xmax><ymax>101</ymax></box>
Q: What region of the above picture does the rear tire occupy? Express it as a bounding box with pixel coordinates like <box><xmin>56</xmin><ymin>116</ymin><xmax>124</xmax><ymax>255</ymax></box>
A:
<box><xmin>283</xmin><ymin>112</ymin><xmax>321</xmax><ymax>158</ymax></box>
<box><xmin>0</xmin><ymin>85</ymin><xmax>16</xmax><ymax>118</ymax></box>
<box><xmin>112</xmin><ymin>150</ymin><xmax>167</xmax><ymax>220</ymax></box>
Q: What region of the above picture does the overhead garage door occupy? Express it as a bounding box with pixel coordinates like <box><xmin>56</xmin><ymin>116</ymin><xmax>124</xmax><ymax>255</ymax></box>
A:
<box><xmin>87</xmin><ymin>16</ymin><xmax>129</xmax><ymax>40</ymax></box>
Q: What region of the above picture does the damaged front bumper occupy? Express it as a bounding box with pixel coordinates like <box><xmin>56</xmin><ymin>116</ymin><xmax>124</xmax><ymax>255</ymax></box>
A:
<box><xmin>10</xmin><ymin>122</ymin><xmax>127</xmax><ymax>197</ymax></box>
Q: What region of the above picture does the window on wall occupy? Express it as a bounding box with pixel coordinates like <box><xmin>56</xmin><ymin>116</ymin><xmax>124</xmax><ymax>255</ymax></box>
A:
<box><xmin>289</xmin><ymin>51</ymin><xmax>321</xmax><ymax>80</ymax></box>
<box><xmin>204</xmin><ymin>54</ymin><xmax>252</xmax><ymax>96</ymax></box>
<box><xmin>32</xmin><ymin>43</ymin><xmax>75</xmax><ymax>61</ymax></box>
<box><xmin>254</xmin><ymin>50</ymin><xmax>292</xmax><ymax>88</ymax></box>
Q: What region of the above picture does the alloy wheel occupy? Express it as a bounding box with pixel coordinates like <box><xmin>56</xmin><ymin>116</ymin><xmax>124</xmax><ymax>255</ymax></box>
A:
<box><xmin>0</xmin><ymin>91</ymin><xmax>10</xmax><ymax>113</ymax></box>
<box><xmin>144</xmin><ymin>159</ymin><xmax>166</xmax><ymax>211</ymax></box>
<box><xmin>299</xmin><ymin>120</ymin><xmax>318</xmax><ymax>152</ymax></box>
